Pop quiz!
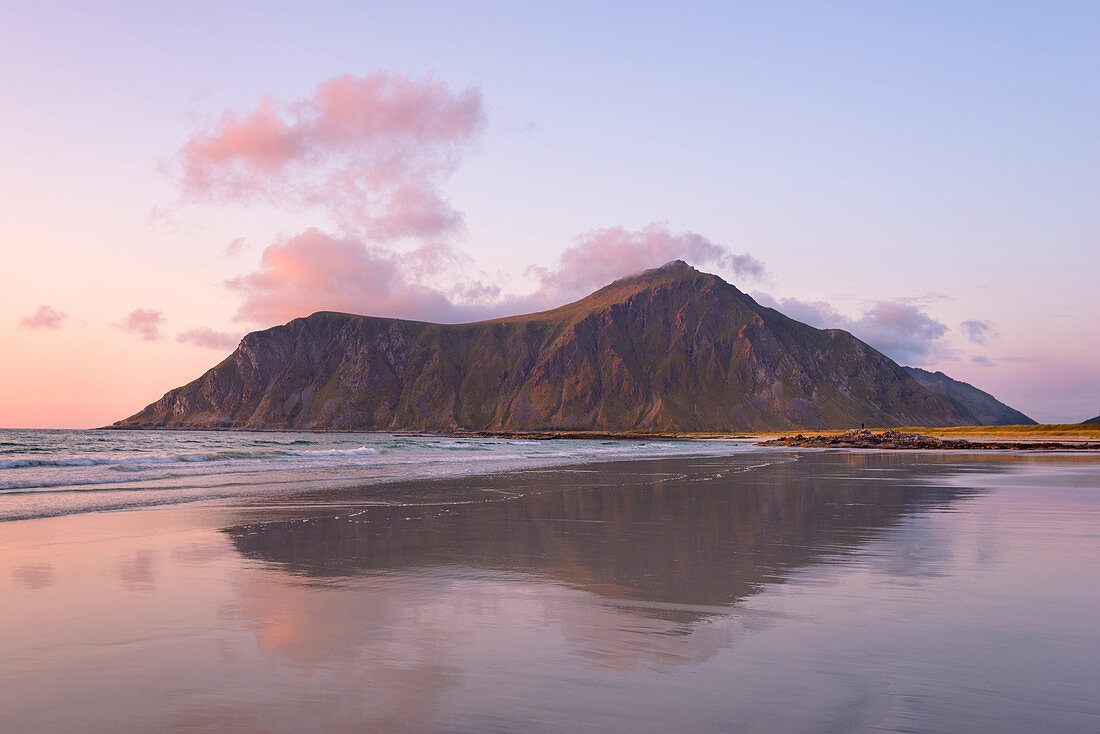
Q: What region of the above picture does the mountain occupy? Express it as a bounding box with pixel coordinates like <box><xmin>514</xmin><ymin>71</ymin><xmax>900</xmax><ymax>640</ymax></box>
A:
<box><xmin>116</xmin><ymin>261</ymin><xmax>990</xmax><ymax>431</ymax></box>
<box><xmin>902</xmin><ymin>367</ymin><xmax>1036</xmax><ymax>426</ymax></box>
<box><xmin>1082</xmin><ymin>415</ymin><xmax>1100</xmax><ymax>425</ymax></box>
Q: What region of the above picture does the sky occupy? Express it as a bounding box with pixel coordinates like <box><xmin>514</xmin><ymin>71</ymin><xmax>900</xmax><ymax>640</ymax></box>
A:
<box><xmin>1</xmin><ymin>1</ymin><xmax>1097</xmax><ymax>428</ymax></box>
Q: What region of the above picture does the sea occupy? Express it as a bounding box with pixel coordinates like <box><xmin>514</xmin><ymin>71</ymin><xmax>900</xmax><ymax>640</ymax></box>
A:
<box><xmin>0</xmin><ymin>428</ymin><xmax>751</xmax><ymax>521</ymax></box>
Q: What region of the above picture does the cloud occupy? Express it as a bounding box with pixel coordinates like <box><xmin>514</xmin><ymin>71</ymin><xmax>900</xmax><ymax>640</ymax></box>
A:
<box><xmin>960</xmin><ymin>319</ymin><xmax>997</xmax><ymax>345</ymax></box>
<box><xmin>118</xmin><ymin>308</ymin><xmax>164</xmax><ymax>341</ymax></box>
<box><xmin>178</xmin><ymin>72</ymin><xmax>485</xmax><ymax>241</ymax></box>
<box><xmin>754</xmin><ymin>293</ymin><xmax>950</xmax><ymax>365</ymax></box>
<box><xmin>228</xmin><ymin>223</ymin><xmax>766</xmax><ymax>326</ymax></box>
<box><xmin>177</xmin><ymin>327</ymin><xmax>241</xmax><ymax>351</ymax></box>
<box><xmin>521</xmin><ymin>223</ymin><xmax>766</xmax><ymax>309</ymax></box>
<box><xmin>224</xmin><ymin>237</ymin><xmax>248</xmax><ymax>257</ymax></box>
<box><xmin>20</xmin><ymin>305</ymin><xmax>67</xmax><ymax>330</ymax></box>
<box><xmin>227</xmin><ymin>229</ymin><xmax>474</xmax><ymax>324</ymax></box>
<box><xmin>850</xmin><ymin>301</ymin><xmax>948</xmax><ymax>364</ymax></box>
<box><xmin>753</xmin><ymin>295</ymin><xmax>843</xmax><ymax>330</ymax></box>
<box><xmin>968</xmin><ymin>353</ymin><xmax>1040</xmax><ymax>368</ymax></box>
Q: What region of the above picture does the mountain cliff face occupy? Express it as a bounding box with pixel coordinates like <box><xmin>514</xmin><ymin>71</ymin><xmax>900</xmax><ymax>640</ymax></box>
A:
<box><xmin>1082</xmin><ymin>415</ymin><xmax>1100</xmax><ymax>425</ymax></box>
<box><xmin>116</xmin><ymin>262</ymin><xmax>987</xmax><ymax>431</ymax></box>
<box><xmin>902</xmin><ymin>367</ymin><xmax>1036</xmax><ymax>426</ymax></box>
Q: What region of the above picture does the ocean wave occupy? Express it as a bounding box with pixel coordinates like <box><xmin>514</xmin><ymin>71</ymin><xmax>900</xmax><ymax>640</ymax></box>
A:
<box><xmin>0</xmin><ymin>430</ymin><xmax>759</xmax><ymax>518</ymax></box>
<box><xmin>1</xmin><ymin>451</ymin><xmax>247</xmax><ymax>470</ymax></box>
<box><xmin>0</xmin><ymin>440</ymin><xmax>690</xmax><ymax>473</ymax></box>
<box><xmin>0</xmin><ymin>445</ymin><xmax>387</xmax><ymax>470</ymax></box>
<box><xmin>281</xmin><ymin>446</ymin><xmax>380</xmax><ymax>457</ymax></box>
<box><xmin>1</xmin><ymin>457</ymin><xmax>108</xmax><ymax>469</ymax></box>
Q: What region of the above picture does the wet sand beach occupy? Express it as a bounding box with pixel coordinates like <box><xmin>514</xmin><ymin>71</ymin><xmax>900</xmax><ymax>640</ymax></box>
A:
<box><xmin>2</xmin><ymin>449</ymin><xmax>1099</xmax><ymax>732</ymax></box>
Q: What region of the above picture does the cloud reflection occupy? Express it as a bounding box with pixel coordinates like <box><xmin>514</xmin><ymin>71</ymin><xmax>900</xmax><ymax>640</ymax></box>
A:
<box><xmin>218</xmin><ymin>453</ymin><xmax>984</xmax><ymax>681</ymax></box>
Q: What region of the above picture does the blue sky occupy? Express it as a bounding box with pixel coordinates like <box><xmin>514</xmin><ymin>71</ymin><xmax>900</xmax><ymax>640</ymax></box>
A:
<box><xmin>1</xmin><ymin>1</ymin><xmax>1097</xmax><ymax>426</ymax></box>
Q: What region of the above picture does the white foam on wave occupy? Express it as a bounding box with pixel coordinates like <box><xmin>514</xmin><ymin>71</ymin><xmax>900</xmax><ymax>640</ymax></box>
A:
<box><xmin>1</xmin><ymin>452</ymin><xmax>235</xmax><ymax>470</ymax></box>
<box><xmin>1</xmin><ymin>457</ymin><xmax>105</xmax><ymax>469</ymax></box>
<box><xmin>0</xmin><ymin>431</ymin><xmax>763</xmax><ymax>520</ymax></box>
<box><xmin>281</xmin><ymin>446</ymin><xmax>380</xmax><ymax>457</ymax></box>
<box><xmin>0</xmin><ymin>440</ymin><xmax>700</xmax><ymax>478</ymax></box>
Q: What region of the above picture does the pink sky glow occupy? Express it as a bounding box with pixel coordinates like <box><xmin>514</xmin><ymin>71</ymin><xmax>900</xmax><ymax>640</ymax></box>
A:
<box><xmin>1</xmin><ymin>4</ymin><xmax>1096</xmax><ymax>427</ymax></box>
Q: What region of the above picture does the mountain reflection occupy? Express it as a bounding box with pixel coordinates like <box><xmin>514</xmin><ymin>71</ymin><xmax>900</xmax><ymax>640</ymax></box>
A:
<box><xmin>224</xmin><ymin>451</ymin><xmax>984</xmax><ymax>618</ymax></box>
<box><xmin>186</xmin><ymin>452</ymin><xmax>999</xmax><ymax>728</ymax></box>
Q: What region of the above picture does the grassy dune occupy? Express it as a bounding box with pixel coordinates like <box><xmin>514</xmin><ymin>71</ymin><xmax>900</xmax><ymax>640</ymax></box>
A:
<box><xmin>742</xmin><ymin>424</ymin><xmax>1100</xmax><ymax>440</ymax></box>
<box><xmin>897</xmin><ymin>424</ymin><xmax>1100</xmax><ymax>439</ymax></box>
<box><xmin>457</xmin><ymin>425</ymin><xmax>1100</xmax><ymax>441</ymax></box>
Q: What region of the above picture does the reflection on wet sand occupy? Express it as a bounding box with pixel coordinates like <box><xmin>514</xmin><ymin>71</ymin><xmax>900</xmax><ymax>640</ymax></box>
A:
<box><xmin>202</xmin><ymin>451</ymin><xmax>1100</xmax><ymax>734</ymax></box>
<box><xmin>4</xmin><ymin>450</ymin><xmax>1098</xmax><ymax>733</ymax></box>
<box><xmin>225</xmin><ymin>453</ymin><xmax>982</xmax><ymax>617</ymax></box>
<box><xmin>190</xmin><ymin>452</ymin><xmax>1013</xmax><ymax>731</ymax></box>
<box><xmin>11</xmin><ymin>561</ymin><xmax>54</xmax><ymax>589</ymax></box>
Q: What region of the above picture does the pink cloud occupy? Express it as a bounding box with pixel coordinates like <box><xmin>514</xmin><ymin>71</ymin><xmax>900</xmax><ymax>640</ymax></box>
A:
<box><xmin>520</xmin><ymin>223</ymin><xmax>766</xmax><ymax>310</ymax></box>
<box><xmin>228</xmin><ymin>224</ymin><xmax>767</xmax><ymax>326</ymax></box>
<box><xmin>224</xmin><ymin>237</ymin><xmax>247</xmax><ymax>257</ymax></box>
<box><xmin>179</xmin><ymin>72</ymin><xmax>485</xmax><ymax>241</ymax></box>
<box><xmin>176</xmin><ymin>327</ymin><xmax>241</xmax><ymax>350</ymax></box>
<box><xmin>118</xmin><ymin>308</ymin><xmax>164</xmax><ymax>341</ymax></box>
<box><xmin>20</xmin><ymin>305</ymin><xmax>67</xmax><ymax>330</ymax></box>
<box><xmin>227</xmin><ymin>229</ymin><xmax>477</xmax><ymax>325</ymax></box>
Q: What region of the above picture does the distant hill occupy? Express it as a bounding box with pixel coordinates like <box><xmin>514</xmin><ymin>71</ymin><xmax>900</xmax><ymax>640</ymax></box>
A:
<box><xmin>118</xmin><ymin>261</ymin><xmax>998</xmax><ymax>431</ymax></box>
<box><xmin>1082</xmin><ymin>415</ymin><xmax>1100</xmax><ymax>424</ymax></box>
<box><xmin>903</xmin><ymin>367</ymin><xmax>1036</xmax><ymax>426</ymax></box>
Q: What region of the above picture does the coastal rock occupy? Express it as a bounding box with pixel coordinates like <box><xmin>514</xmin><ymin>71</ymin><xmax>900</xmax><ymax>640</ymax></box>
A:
<box><xmin>116</xmin><ymin>262</ymin><xmax>1009</xmax><ymax>432</ymax></box>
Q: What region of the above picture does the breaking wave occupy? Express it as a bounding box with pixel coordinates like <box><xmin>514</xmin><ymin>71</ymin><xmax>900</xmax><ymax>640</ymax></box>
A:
<box><xmin>0</xmin><ymin>446</ymin><xmax>381</xmax><ymax>470</ymax></box>
<box><xmin>0</xmin><ymin>429</ymin><xmax>759</xmax><ymax>520</ymax></box>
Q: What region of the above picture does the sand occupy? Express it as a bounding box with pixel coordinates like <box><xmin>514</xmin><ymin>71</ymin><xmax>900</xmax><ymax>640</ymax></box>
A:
<box><xmin>2</xmin><ymin>450</ymin><xmax>1099</xmax><ymax>732</ymax></box>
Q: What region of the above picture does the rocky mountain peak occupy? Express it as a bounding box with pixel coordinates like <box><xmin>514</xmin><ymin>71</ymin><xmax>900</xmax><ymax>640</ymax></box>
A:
<box><xmin>115</xmin><ymin>265</ymin><xmax>1018</xmax><ymax>432</ymax></box>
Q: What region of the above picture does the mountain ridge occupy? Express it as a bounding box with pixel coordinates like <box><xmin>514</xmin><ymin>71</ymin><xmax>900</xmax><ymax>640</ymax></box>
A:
<box><xmin>116</xmin><ymin>262</ymin><xmax>1004</xmax><ymax>431</ymax></box>
<box><xmin>902</xmin><ymin>367</ymin><xmax>1036</xmax><ymax>426</ymax></box>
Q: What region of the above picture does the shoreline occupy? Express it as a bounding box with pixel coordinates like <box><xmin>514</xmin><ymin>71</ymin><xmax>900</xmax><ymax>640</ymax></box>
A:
<box><xmin>7</xmin><ymin>433</ymin><xmax>1100</xmax><ymax>526</ymax></box>
<box><xmin>12</xmin><ymin>444</ymin><xmax>1097</xmax><ymax>531</ymax></box>
<box><xmin>95</xmin><ymin>422</ymin><xmax>1100</xmax><ymax>442</ymax></box>
<box><xmin>0</xmin><ymin>434</ymin><xmax>754</xmax><ymax>524</ymax></box>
